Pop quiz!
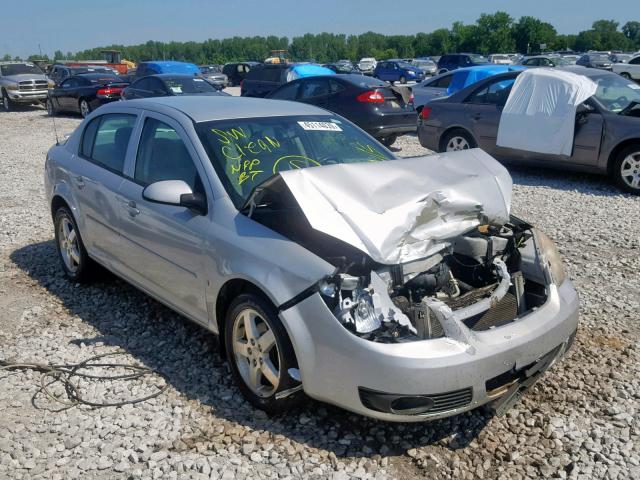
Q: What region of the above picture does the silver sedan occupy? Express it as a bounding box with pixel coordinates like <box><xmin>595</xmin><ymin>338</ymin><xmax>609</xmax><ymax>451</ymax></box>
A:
<box><xmin>45</xmin><ymin>96</ymin><xmax>578</xmax><ymax>421</ymax></box>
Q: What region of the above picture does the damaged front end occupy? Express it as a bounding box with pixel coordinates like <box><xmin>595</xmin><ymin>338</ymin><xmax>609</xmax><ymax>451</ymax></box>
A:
<box><xmin>243</xmin><ymin>150</ymin><xmax>565</xmax><ymax>344</ymax></box>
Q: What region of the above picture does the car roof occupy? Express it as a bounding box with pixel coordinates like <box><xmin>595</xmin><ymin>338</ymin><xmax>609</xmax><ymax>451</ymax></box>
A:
<box><xmin>110</xmin><ymin>96</ymin><xmax>331</xmax><ymax>123</ymax></box>
<box><xmin>145</xmin><ymin>73</ymin><xmax>200</xmax><ymax>79</ymax></box>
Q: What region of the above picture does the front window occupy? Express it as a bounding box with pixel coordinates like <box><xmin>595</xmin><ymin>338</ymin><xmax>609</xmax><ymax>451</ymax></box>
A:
<box><xmin>164</xmin><ymin>77</ymin><xmax>216</xmax><ymax>94</ymax></box>
<box><xmin>0</xmin><ymin>63</ymin><xmax>43</xmax><ymax>76</ymax></box>
<box><xmin>592</xmin><ymin>74</ymin><xmax>640</xmax><ymax>113</ymax></box>
<box><xmin>196</xmin><ymin>115</ymin><xmax>394</xmax><ymax>207</ymax></box>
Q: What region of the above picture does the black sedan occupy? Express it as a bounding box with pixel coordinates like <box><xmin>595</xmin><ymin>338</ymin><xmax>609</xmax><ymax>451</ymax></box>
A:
<box><xmin>266</xmin><ymin>74</ymin><xmax>416</xmax><ymax>146</ymax></box>
<box><xmin>121</xmin><ymin>74</ymin><xmax>227</xmax><ymax>100</ymax></box>
<box><xmin>46</xmin><ymin>73</ymin><xmax>127</xmax><ymax>117</ymax></box>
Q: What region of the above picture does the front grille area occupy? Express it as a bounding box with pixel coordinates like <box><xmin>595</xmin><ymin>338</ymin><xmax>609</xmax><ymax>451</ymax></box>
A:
<box><xmin>463</xmin><ymin>292</ymin><xmax>518</xmax><ymax>331</ymax></box>
<box><xmin>359</xmin><ymin>386</ymin><xmax>473</xmax><ymax>415</ymax></box>
<box><xmin>19</xmin><ymin>80</ymin><xmax>48</xmax><ymax>92</ymax></box>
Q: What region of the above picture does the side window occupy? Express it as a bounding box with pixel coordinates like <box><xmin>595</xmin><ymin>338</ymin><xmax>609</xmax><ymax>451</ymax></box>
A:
<box><xmin>467</xmin><ymin>79</ymin><xmax>515</xmax><ymax>106</ymax></box>
<box><xmin>431</xmin><ymin>74</ymin><xmax>453</xmax><ymax>88</ymax></box>
<box><xmin>148</xmin><ymin>78</ymin><xmax>166</xmax><ymax>93</ymax></box>
<box><xmin>539</xmin><ymin>58</ymin><xmax>550</xmax><ymax>66</ymax></box>
<box><xmin>522</xmin><ymin>59</ymin><xmax>535</xmax><ymax>66</ymax></box>
<box><xmin>135</xmin><ymin>118</ymin><xmax>200</xmax><ymax>190</ymax></box>
<box><xmin>329</xmin><ymin>80</ymin><xmax>345</xmax><ymax>94</ymax></box>
<box><xmin>271</xmin><ymin>82</ymin><xmax>300</xmax><ymax>100</ymax></box>
<box><xmin>81</xmin><ymin>114</ymin><xmax>136</xmax><ymax>174</ymax></box>
<box><xmin>300</xmin><ymin>79</ymin><xmax>330</xmax><ymax>99</ymax></box>
<box><xmin>630</xmin><ymin>57</ymin><xmax>640</xmax><ymax>65</ymax></box>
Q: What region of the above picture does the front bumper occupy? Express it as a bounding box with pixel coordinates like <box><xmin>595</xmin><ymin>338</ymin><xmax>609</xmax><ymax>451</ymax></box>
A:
<box><xmin>7</xmin><ymin>89</ymin><xmax>48</xmax><ymax>102</ymax></box>
<box><xmin>280</xmin><ymin>279</ymin><xmax>579</xmax><ymax>422</ymax></box>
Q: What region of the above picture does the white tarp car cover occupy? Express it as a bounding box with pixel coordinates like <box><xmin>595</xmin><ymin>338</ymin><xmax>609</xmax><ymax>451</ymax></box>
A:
<box><xmin>279</xmin><ymin>149</ymin><xmax>512</xmax><ymax>265</ymax></box>
<box><xmin>496</xmin><ymin>68</ymin><xmax>597</xmax><ymax>156</ymax></box>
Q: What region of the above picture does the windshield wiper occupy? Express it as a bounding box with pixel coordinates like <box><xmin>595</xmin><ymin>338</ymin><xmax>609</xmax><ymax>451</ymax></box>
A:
<box><xmin>240</xmin><ymin>174</ymin><xmax>279</xmax><ymax>217</ymax></box>
<box><xmin>619</xmin><ymin>100</ymin><xmax>640</xmax><ymax>116</ymax></box>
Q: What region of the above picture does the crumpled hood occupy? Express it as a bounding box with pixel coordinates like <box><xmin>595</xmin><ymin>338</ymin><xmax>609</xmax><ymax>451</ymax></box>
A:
<box><xmin>278</xmin><ymin>149</ymin><xmax>512</xmax><ymax>265</ymax></box>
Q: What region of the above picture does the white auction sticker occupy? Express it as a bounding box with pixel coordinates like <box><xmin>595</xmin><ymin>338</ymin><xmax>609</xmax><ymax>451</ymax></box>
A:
<box><xmin>298</xmin><ymin>121</ymin><xmax>342</xmax><ymax>132</ymax></box>
<box><xmin>628</xmin><ymin>83</ymin><xmax>640</xmax><ymax>90</ymax></box>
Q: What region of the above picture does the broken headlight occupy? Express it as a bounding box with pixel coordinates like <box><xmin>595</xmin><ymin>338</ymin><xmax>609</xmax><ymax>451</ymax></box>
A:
<box><xmin>534</xmin><ymin>229</ymin><xmax>566</xmax><ymax>285</ymax></box>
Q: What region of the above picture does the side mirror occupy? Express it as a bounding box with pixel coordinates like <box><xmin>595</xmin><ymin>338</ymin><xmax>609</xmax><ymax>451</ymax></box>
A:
<box><xmin>142</xmin><ymin>180</ymin><xmax>207</xmax><ymax>215</ymax></box>
<box><xmin>576</xmin><ymin>103</ymin><xmax>594</xmax><ymax>115</ymax></box>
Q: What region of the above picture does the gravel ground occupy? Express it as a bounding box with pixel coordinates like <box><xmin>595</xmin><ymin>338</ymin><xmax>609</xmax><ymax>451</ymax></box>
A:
<box><xmin>0</xmin><ymin>107</ymin><xmax>638</xmax><ymax>480</ymax></box>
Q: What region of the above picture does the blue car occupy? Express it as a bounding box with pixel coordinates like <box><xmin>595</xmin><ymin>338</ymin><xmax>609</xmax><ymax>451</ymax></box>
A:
<box><xmin>135</xmin><ymin>61</ymin><xmax>201</xmax><ymax>78</ymax></box>
<box><xmin>374</xmin><ymin>59</ymin><xmax>424</xmax><ymax>84</ymax></box>
<box><xmin>436</xmin><ymin>53</ymin><xmax>490</xmax><ymax>74</ymax></box>
<box><xmin>412</xmin><ymin>65</ymin><xmax>526</xmax><ymax>107</ymax></box>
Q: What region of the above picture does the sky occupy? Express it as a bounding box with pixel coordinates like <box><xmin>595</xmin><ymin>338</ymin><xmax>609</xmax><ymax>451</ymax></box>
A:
<box><xmin>2</xmin><ymin>0</ymin><xmax>636</xmax><ymax>58</ymax></box>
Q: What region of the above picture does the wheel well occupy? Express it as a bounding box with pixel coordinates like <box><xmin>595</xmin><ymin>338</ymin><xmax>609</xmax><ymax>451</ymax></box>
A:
<box><xmin>50</xmin><ymin>195</ymin><xmax>70</xmax><ymax>219</ymax></box>
<box><xmin>215</xmin><ymin>279</ymin><xmax>272</xmax><ymax>352</ymax></box>
<box><xmin>438</xmin><ymin>126</ymin><xmax>475</xmax><ymax>152</ymax></box>
<box><xmin>607</xmin><ymin>139</ymin><xmax>640</xmax><ymax>177</ymax></box>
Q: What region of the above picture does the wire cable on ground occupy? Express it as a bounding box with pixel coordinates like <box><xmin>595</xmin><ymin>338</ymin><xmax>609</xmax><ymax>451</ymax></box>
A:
<box><xmin>0</xmin><ymin>352</ymin><xmax>169</xmax><ymax>408</ymax></box>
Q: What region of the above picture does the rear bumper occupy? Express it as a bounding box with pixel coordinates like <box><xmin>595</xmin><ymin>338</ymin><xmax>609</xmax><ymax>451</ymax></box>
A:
<box><xmin>280</xmin><ymin>279</ymin><xmax>579</xmax><ymax>422</ymax></box>
<box><xmin>417</xmin><ymin>123</ymin><xmax>441</xmax><ymax>150</ymax></box>
<box><xmin>362</xmin><ymin>110</ymin><xmax>418</xmax><ymax>138</ymax></box>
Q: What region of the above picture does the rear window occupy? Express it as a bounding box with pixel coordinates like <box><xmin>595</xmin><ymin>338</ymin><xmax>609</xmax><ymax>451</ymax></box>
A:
<box><xmin>247</xmin><ymin>66</ymin><xmax>285</xmax><ymax>82</ymax></box>
<box><xmin>345</xmin><ymin>75</ymin><xmax>387</xmax><ymax>88</ymax></box>
<box><xmin>163</xmin><ymin>77</ymin><xmax>216</xmax><ymax>94</ymax></box>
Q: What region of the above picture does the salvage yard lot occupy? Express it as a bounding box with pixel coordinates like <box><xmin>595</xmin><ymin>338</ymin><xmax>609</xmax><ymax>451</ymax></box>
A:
<box><xmin>0</xmin><ymin>108</ymin><xmax>639</xmax><ymax>479</ymax></box>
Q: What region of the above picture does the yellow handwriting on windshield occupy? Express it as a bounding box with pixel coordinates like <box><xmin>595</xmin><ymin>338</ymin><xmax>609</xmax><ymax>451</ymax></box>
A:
<box><xmin>352</xmin><ymin>142</ymin><xmax>388</xmax><ymax>162</ymax></box>
<box><xmin>211</xmin><ymin>127</ymin><xmax>282</xmax><ymax>187</ymax></box>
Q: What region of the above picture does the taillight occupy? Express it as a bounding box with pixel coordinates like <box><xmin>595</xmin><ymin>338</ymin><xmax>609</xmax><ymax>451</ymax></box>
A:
<box><xmin>409</xmin><ymin>92</ymin><xmax>415</xmax><ymax>104</ymax></box>
<box><xmin>420</xmin><ymin>106</ymin><xmax>432</xmax><ymax>120</ymax></box>
<box><xmin>97</xmin><ymin>87</ymin><xmax>123</xmax><ymax>96</ymax></box>
<box><xmin>356</xmin><ymin>90</ymin><xmax>385</xmax><ymax>103</ymax></box>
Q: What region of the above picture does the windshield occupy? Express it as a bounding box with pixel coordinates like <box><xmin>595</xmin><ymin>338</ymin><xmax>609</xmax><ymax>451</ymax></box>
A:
<box><xmin>592</xmin><ymin>74</ymin><xmax>640</xmax><ymax>113</ymax></box>
<box><xmin>72</xmin><ymin>67</ymin><xmax>111</xmax><ymax>74</ymax></box>
<box><xmin>201</xmin><ymin>65</ymin><xmax>222</xmax><ymax>74</ymax></box>
<box><xmin>469</xmin><ymin>55</ymin><xmax>489</xmax><ymax>64</ymax></box>
<box><xmin>196</xmin><ymin>115</ymin><xmax>394</xmax><ymax>207</ymax></box>
<box><xmin>165</xmin><ymin>77</ymin><xmax>216</xmax><ymax>94</ymax></box>
<box><xmin>414</xmin><ymin>60</ymin><xmax>435</xmax><ymax>68</ymax></box>
<box><xmin>0</xmin><ymin>63</ymin><xmax>43</xmax><ymax>76</ymax></box>
<box><xmin>589</xmin><ymin>55</ymin><xmax>610</xmax><ymax>62</ymax></box>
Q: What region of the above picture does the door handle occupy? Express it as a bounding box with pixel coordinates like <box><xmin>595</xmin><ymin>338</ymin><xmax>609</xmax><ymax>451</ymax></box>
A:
<box><xmin>123</xmin><ymin>200</ymin><xmax>140</xmax><ymax>217</ymax></box>
<box><xmin>74</xmin><ymin>175</ymin><xmax>85</xmax><ymax>190</ymax></box>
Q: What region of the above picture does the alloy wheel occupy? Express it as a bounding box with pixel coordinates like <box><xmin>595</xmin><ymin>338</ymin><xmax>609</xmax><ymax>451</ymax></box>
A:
<box><xmin>446</xmin><ymin>136</ymin><xmax>470</xmax><ymax>151</ymax></box>
<box><xmin>620</xmin><ymin>152</ymin><xmax>640</xmax><ymax>190</ymax></box>
<box><xmin>80</xmin><ymin>100</ymin><xmax>90</xmax><ymax>118</ymax></box>
<box><xmin>232</xmin><ymin>308</ymin><xmax>281</xmax><ymax>397</ymax></box>
<box><xmin>58</xmin><ymin>216</ymin><xmax>81</xmax><ymax>273</ymax></box>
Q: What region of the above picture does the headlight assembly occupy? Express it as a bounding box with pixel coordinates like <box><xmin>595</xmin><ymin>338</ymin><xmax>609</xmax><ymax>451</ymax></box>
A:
<box><xmin>534</xmin><ymin>229</ymin><xmax>566</xmax><ymax>285</ymax></box>
<box><xmin>6</xmin><ymin>83</ymin><xmax>19</xmax><ymax>91</ymax></box>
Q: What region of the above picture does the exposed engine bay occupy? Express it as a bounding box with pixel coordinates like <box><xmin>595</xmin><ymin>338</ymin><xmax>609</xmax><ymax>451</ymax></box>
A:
<box><xmin>325</xmin><ymin>219</ymin><xmax>549</xmax><ymax>343</ymax></box>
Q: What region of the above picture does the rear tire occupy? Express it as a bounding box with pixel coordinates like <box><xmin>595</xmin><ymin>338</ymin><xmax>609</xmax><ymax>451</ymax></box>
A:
<box><xmin>53</xmin><ymin>206</ymin><xmax>97</xmax><ymax>282</ymax></box>
<box><xmin>612</xmin><ymin>144</ymin><xmax>640</xmax><ymax>194</ymax></box>
<box><xmin>440</xmin><ymin>128</ymin><xmax>476</xmax><ymax>152</ymax></box>
<box><xmin>79</xmin><ymin>99</ymin><xmax>91</xmax><ymax>118</ymax></box>
<box><xmin>224</xmin><ymin>293</ymin><xmax>304</xmax><ymax>414</ymax></box>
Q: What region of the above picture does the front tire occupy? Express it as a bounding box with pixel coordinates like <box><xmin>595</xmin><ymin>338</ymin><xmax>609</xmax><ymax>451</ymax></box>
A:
<box><xmin>79</xmin><ymin>99</ymin><xmax>91</xmax><ymax>118</ymax></box>
<box><xmin>620</xmin><ymin>72</ymin><xmax>631</xmax><ymax>80</ymax></box>
<box><xmin>2</xmin><ymin>90</ymin><xmax>14</xmax><ymax>112</ymax></box>
<box><xmin>224</xmin><ymin>293</ymin><xmax>304</xmax><ymax>413</ymax></box>
<box><xmin>53</xmin><ymin>207</ymin><xmax>96</xmax><ymax>282</ymax></box>
<box><xmin>46</xmin><ymin>98</ymin><xmax>56</xmax><ymax>116</ymax></box>
<box><xmin>612</xmin><ymin>144</ymin><xmax>640</xmax><ymax>194</ymax></box>
<box><xmin>440</xmin><ymin>128</ymin><xmax>477</xmax><ymax>152</ymax></box>
<box><xmin>381</xmin><ymin>134</ymin><xmax>398</xmax><ymax>147</ymax></box>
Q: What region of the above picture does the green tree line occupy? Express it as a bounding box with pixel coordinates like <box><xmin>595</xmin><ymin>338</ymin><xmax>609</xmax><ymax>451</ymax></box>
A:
<box><xmin>4</xmin><ymin>13</ymin><xmax>640</xmax><ymax>64</ymax></box>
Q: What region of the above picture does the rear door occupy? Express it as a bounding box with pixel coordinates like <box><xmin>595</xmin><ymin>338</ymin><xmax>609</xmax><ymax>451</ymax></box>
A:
<box><xmin>116</xmin><ymin>113</ymin><xmax>210</xmax><ymax>323</ymax></box>
<box><xmin>73</xmin><ymin>112</ymin><xmax>137</xmax><ymax>265</ymax></box>
<box><xmin>463</xmin><ymin>77</ymin><xmax>520</xmax><ymax>158</ymax></box>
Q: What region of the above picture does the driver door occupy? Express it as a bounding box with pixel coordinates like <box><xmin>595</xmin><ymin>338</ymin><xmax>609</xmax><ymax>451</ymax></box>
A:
<box><xmin>116</xmin><ymin>112</ymin><xmax>211</xmax><ymax>323</ymax></box>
